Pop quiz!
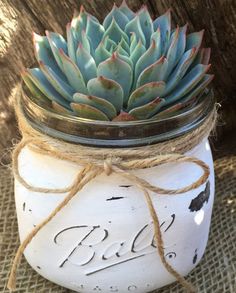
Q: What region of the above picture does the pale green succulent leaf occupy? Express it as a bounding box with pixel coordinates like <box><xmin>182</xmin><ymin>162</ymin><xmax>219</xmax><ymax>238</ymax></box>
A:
<box><xmin>188</xmin><ymin>47</ymin><xmax>211</xmax><ymax>72</ymax></box>
<box><xmin>71</xmin><ymin>8</ymin><xmax>100</xmax><ymax>43</ymax></box>
<box><xmin>164</xmin><ymin>26</ymin><xmax>183</xmax><ymax>79</ymax></box>
<box><xmin>39</xmin><ymin>62</ymin><xmax>74</xmax><ymax>102</ymax></box>
<box><xmin>45</xmin><ymin>31</ymin><xmax>67</xmax><ymax>53</ymax></box>
<box><xmin>71</xmin><ymin>103</ymin><xmax>109</xmax><ymax>121</ymax></box>
<box><xmin>95</xmin><ymin>41</ymin><xmax>112</xmax><ymax>65</ymax></box>
<box><xmin>164</xmin><ymin>64</ymin><xmax>211</xmax><ymax>105</ymax></box>
<box><xmin>86</xmin><ymin>16</ymin><xmax>105</xmax><ymax>52</ymax></box>
<box><xmin>103</xmin><ymin>4</ymin><xmax>129</xmax><ymax>30</ymax></box>
<box><xmin>73</xmin><ymin>92</ymin><xmax>117</xmax><ymax>119</ymax></box>
<box><xmin>87</xmin><ymin>13</ymin><xmax>100</xmax><ymax>24</ymax></box>
<box><xmin>103</xmin><ymin>18</ymin><xmax>129</xmax><ymax>45</ymax></box>
<box><xmin>167</xmin><ymin>24</ymin><xmax>188</xmax><ymax>78</ymax></box>
<box><xmin>66</xmin><ymin>23</ymin><xmax>77</xmax><ymax>63</ymax></box>
<box><xmin>127</xmin><ymin>81</ymin><xmax>166</xmax><ymax>110</ymax></box>
<box><xmin>138</xmin><ymin>6</ymin><xmax>154</xmax><ymax>48</ymax></box>
<box><xmin>162</xmin><ymin>48</ymin><xmax>197</xmax><ymax>96</ymax></box>
<box><xmin>125</xmin><ymin>15</ymin><xmax>146</xmax><ymax>47</ymax></box>
<box><xmin>26</xmin><ymin>68</ymin><xmax>70</xmax><ymax>109</ymax></box>
<box><xmin>152</xmin><ymin>102</ymin><xmax>184</xmax><ymax>119</ymax></box>
<box><xmin>71</xmin><ymin>7</ymin><xmax>88</xmax><ymax>42</ymax></box>
<box><xmin>129</xmin><ymin>97</ymin><xmax>165</xmax><ymax>119</ymax></box>
<box><xmin>151</xmin><ymin>28</ymin><xmax>162</xmax><ymax>55</ymax></box>
<box><xmin>33</xmin><ymin>32</ymin><xmax>65</xmax><ymax>81</ymax></box>
<box><xmin>116</xmin><ymin>51</ymin><xmax>133</xmax><ymax>69</ymax></box>
<box><xmin>59</xmin><ymin>49</ymin><xmax>88</xmax><ymax>94</ymax></box>
<box><xmin>97</xmin><ymin>53</ymin><xmax>132</xmax><ymax>104</ymax></box>
<box><xmin>179</xmin><ymin>74</ymin><xmax>214</xmax><ymax>103</ymax></box>
<box><xmin>76</xmin><ymin>43</ymin><xmax>97</xmax><ymax>84</ymax></box>
<box><xmin>71</xmin><ymin>16</ymin><xmax>83</xmax><ymax>43</ymax></box>
<box><xmin>119</xmin><ymin>37</ymin><xmax>130</xmax><ymax>54</ymax></box>
<box><xmin>153</xmin><ymin>10</ymin><xmax>171</xmax><ymax>54</ymax></box>
<box><xmin>119</xmin><ymin>0</ymin><xmax>135</xmax><ymax>20</ymax></box>
<box><xmin>87</xmin><ymin>76</ymin><xmax>123</xmax><ymax>111</ymax></box>
<box><xmin>134</xmin><ymin>40</ymin><xmax>162</xmax><ymax>86</ymax></box>
<box><xmin>108</xmin><ymin>43</ymin><xmax>116</xmax><ymax>53</ymax></box>
<box><xmin>177</xmin><ymin>25</ymin><xmax>187</xmax><ymax>56</ymax></box>
<box><xmin>136</xmin><ymin>56</ymin><xmax>168</xmax><ymax>87</ymax></box>
<box><xmin>130</xmin><ymin>39</ymin><xmax>146</xmax><ymax>67</ymax></box>
<box><xmin>81</xmin><ymin>30</ymin><xmax>91</xmax><ymax>54</ymax></box>
<box><xmin>130</xmin><ymin>32</ymin><xmax>138</xmax><ymax>54</ymax></box>
<box><xmin>46</xmin><ymin>31</ymin><xmax>67</xmax><ymax>73</ymax></box>
<box><xmin>22</xmin><ymin>71</ymin><xmax>50</xmax><ymax>105</ymax></box>
<box><xmin>116</xmin><ymin>44</ymin><xmax>129</xmax><ymax>57</ymax></box>
<box><xmin>186</xmin><ymin>30</ymin><xmax>204</xmax><ymax>51</ymax></box>
<box><xmin>103</xmin><ymin>36</ymin><xmax>117</xmax><ymax>51</ymax></box>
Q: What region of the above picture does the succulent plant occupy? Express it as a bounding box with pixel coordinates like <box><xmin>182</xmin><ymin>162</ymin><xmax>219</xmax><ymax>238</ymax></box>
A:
<box><xmin>22</xmin><ymin>1</ymin><xmax>213</xmax><ymax>121</ymax></box>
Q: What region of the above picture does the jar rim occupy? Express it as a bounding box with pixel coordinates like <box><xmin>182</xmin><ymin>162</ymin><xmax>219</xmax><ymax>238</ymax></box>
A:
<box><xmin>20</xmin><ymin>85</ymin><xmax>215</xmax><ymax>147</ymax></box>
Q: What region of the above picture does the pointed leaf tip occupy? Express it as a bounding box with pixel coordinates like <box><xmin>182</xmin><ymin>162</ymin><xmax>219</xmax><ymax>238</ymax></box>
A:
<box><xmin>186</xmin><ymin>29</ymin><xmax>205</xmax><ymax>51</ymax></box>
<box><xmin>182</xmin><ymin>23</ymin><xmax>188</xmax><ymax>33</ymax></box>
<box><xmin>32</xmin><ymin>31</ymin><xmax>42</xmax><ymax>42</ymax></box>
<box><xmin>21</xmin><ymin>68</ymin><xmax>27</xmax><ymax>76</ymax></box>
<box><xmin>139</xmin><ymin>4</ymin><xmax>147</xmax><ymax>11</ymax></box>
<box><xmin>72</xmin><ymin>9</ymin><xmax>79</xmax><ymax>18</ymax></box>
<box><xmin>80</xmin><ymin>5</ymin><xmax>85</xmax><ymax>13</ymax></box>
<box><xmin>136</xmin><ymin>55</ymin><xmax>168</xmax><ymax>88</ymax></box>
<box><xmin>111</xmin><ymin>52</ymin><xmax>117</xmax><ymax>59</ymax></box>
<box><xmin>206</xmin><ymin>63</ymin><xmax>211</xmax><ymax>71</ymax></box>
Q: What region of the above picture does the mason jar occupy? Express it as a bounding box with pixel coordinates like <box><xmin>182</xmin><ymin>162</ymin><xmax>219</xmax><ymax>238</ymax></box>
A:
<box><xmin>14</xmin><ymin>87</ymin><xmax>215</xmax><ymax>293</ymax></box>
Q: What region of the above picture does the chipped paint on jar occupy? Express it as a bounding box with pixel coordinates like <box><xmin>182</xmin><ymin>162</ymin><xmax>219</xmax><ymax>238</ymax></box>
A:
<box><xmin>15</xmin><ymin>138</ymin><xmax>214</xmax><ymax>293</ymax></box>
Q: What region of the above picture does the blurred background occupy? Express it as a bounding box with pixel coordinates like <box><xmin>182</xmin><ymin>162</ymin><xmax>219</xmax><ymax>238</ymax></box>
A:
<box><xmin>0</xmin><ymin>0</ymin><xmax>236</xmax><ymax>164</ymax></box>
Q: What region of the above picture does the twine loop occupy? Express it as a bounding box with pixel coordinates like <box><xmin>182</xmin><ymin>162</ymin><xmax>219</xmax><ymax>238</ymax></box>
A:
<box><xmin>7</xmin><ymin>92</ymin><xmax>217</xmax><ymax>293</ymax></box>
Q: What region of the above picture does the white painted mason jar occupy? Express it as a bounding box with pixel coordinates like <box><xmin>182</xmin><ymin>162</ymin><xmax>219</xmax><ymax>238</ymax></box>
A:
<box><xmin>15</xmin><ymin>88</ymin><xmax>215</xmax><ymax>293</ymax></box>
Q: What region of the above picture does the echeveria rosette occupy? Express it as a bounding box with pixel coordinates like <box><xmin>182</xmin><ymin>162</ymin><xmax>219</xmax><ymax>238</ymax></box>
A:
<box><xmin>22</xmin><ymin>1</ymin><xmax>214</xmax><ymax>121</ymax></box>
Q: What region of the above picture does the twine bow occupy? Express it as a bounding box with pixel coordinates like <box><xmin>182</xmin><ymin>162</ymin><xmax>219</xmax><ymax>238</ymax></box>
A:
<box><xmin>7</xmin><ymin>93</ymin><xmax>217</xmax><ymax>293</ymax></box>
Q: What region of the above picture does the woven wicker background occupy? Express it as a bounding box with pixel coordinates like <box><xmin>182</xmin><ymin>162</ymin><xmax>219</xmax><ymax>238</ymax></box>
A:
<box><xmin>0</xmin><ymin>139</ymin><xmax>235</xmax><ymax>293</ymax></box>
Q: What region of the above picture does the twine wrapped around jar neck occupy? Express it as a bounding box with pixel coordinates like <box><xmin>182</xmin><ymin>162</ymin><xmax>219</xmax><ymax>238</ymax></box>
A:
<box><xmin>7</xmin><ymin>90</ymin><xmax>217</xmax><ymax>293</ymax></box>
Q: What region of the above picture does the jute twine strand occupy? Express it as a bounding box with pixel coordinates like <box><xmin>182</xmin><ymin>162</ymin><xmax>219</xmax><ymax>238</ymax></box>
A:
<box><xmin>7</xmin><ymin>93</ymin><xmax>217</xmax><ymax>292</ymax></box>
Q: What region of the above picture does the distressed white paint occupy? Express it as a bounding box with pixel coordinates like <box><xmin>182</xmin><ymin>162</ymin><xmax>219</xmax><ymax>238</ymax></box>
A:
<box><xmin>15</xmin><ymin>139</ymin><xmax>214</xmax><ymax>293</ymax></box>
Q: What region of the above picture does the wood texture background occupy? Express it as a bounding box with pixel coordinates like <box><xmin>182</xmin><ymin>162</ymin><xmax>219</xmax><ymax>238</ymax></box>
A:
<box><xmin>0</xmin><ymin>0</ymin><xmax>235</xmax><ymax>163</ymax></box>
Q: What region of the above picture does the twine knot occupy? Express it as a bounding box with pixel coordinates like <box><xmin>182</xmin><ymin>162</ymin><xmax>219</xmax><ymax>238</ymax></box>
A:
<box><xmin>104</xmin><ymin>158</ymin><xmax>113</xmax><ymax>176</ymax></box>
